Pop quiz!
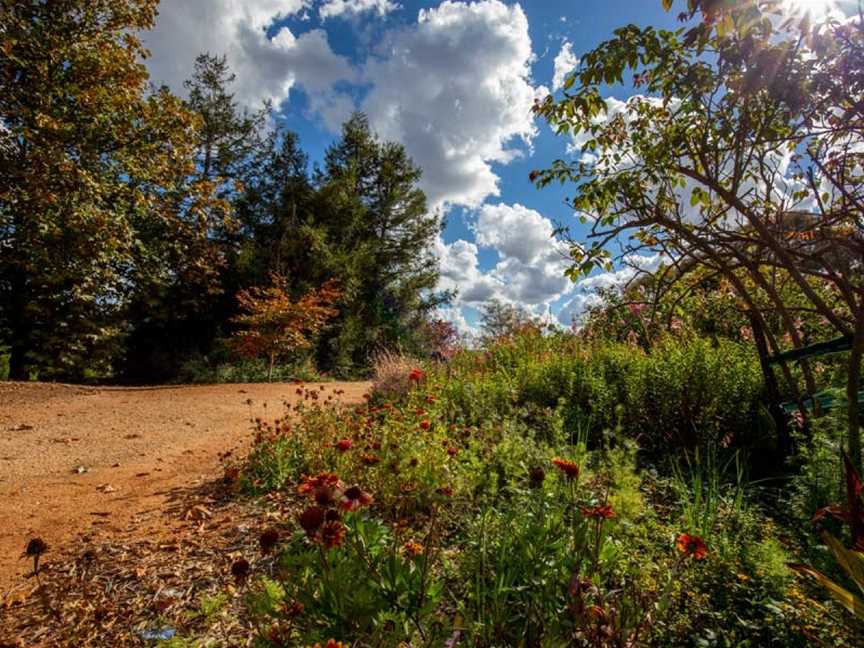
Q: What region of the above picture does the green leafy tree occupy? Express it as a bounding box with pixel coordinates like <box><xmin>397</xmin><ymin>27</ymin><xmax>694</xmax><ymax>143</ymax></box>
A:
<box><xmin>314</xmin><ymin>114</ymin><xmax>448</xmax><ymax>374</ymax></box>
<box><xmin>533</xmin><ymin>0</ymin><xmax>864</xmax><ymax>463</ymax></box>
<box><xmin>0</xmin><ymin>0</ymin><xmax>229</xmax><ymax>380</ymax></box>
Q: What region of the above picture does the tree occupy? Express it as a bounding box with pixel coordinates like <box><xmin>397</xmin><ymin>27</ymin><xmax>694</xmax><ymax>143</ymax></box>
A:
<box><xmin>0</xmin><ymin>0</ymin><xmax>229</xmax><ymax>380</ymax></box>
<box><xmin>533</xmin><ymin>0</ymin><xmax>864</xmax><ymax>464</ymax></box>
<box><xmin>314</xmin><ymin>114</ymin><xmax>448</xmax><ymax>373</ymax></box>
<box><xmin>232</xmin><ymin>276</ymin><xmax>341</xmax><ymax>381</ymax></box>
<box><xmin>479</xmin><ymin>300</ymin><xmax>540</xmax><ymax>342</ymax></box>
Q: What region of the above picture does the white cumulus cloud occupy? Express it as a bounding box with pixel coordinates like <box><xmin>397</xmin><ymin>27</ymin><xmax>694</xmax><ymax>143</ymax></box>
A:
<box><xmin>143</xmin><ymin>0</ymin><xmax>356</xmax><ymax>126</ymax></box>
<box><xmin>362</xmin><ymin>0</ymin><xmax>543</xmax><ymax>209</ymax></box>
<box><xmin>320</xmin><ymin>0</ymin><xmax>400</xmax><ymax>19</ymax></box>
<box><xmin>552</xmin><ymin>40</ymin><xmax>578</xmax><ymax>91</ymax></box>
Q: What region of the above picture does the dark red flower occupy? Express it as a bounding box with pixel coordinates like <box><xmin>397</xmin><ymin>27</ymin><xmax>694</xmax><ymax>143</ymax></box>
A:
<box><xmin>320</xmin><ymin>520</ymin><xmax>346</xmax><ymax>549</ymax></box>
<box><xmin>340</xmin><ymin>485</ymin><xmax>373</xmax><ymax>511</ymax></box>
<box><xmin>299</xmin><ymin>506</ymin><xmax>325</xmax><ymax>534</ymax></box>
<box><xmin>335</xmin><ymin>438</ymin><xmax>353</xmax><ymax>452</ymax></box>
<box><xmin>408</xmin><ymin>368</ymin><xmax>425</xmax><ymax>382</ymax></box>
<box><xmin>435</xmin><ymin>486</ymin><xmax>454</xmax><ymax>497</ymax></box>
<box><xmin>528</xmin><ymin>465</ymin><xmax>546</xmax><ymax>489</ymax></box>
<box><xmin>419</xmin><ymin>420</ymin><xmax>431</xmax><ymax>430</ymax></box>
<box><xmin>676</xmin><ymin>533</ymin><xmax>708</xmax><ymax>560</ymax></box>
<box><xmin>552</xmin><ymin>457</ymin><xmax>580</xmax><ymax>480</ymax></box>
<box><xmin>360</xmin><ymin>453</ymin><xmax>380</xmax><ymax>466</ymax></box>
<box><xmin>446</xmin><ymin>446</ymin><xmax>458</xmax><ymax>457</ymax></box>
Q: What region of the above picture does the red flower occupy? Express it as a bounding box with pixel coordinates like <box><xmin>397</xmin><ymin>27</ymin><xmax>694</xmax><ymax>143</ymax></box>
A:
<box><xmin>415</xmin><ymin>408</ymin><xmax>426</xmax><ymax>416</ymax></box>
<box><xmin>446</xmin><ymin>446</ymin><xmax>458</xmax><ymax>457</ymax></box>
<box><xmin>298</xmin><ymin>472</ymin><xmax>342</xmax><ymax>496</ymax></box>
<box><xmin>552</xmin><ymin>458</ymin><xmax>580</xmax><ymax>480</ymax></box>
<box><xmin>676</xmin><ymin>533</ymin><xmax>708</xmax><ymax>560</ymax></box>
<box><xmin>308</xmin><ymin>641</ymin><xmax>347</xmax><ymax>648</ymax></box>
<box><xmin>320</xmin><ymin>520</ymin><xmax>346</xmax><ymax>549</ymax></box>
<box><xmin>335</xmin><ymin>438</ymin><xmax>353</xmax><ymax>452</ymax></box>
<box><xmin>419</xmin><ymin>420</ymin><xmax>431</xmax><ymax>430</ymax></box>
<box><xmin>425</xmin><ymin>395</ymin><xmax>437</xmax><ymax>404</ymax></box>
<box><xmin>408</xmin><ymin>368</ymin><xmax>425</xmax><ymax>382</ymax></box>
<box><xmin>340</xmin><ymin>485</ymin><xmax>373</xmax><ymax>511</ymax></box>
<box><xmin>582</xmin><ymin>504</ymin><xmax>615</xmax><ymax>520</ymax></box>
<box><xmin>360</xmin><ymin>453</ymin><xmax>380</xmax><ymax>466</ymax></box>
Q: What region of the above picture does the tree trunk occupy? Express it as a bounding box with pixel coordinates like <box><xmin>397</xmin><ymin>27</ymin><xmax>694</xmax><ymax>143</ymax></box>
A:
<box><xmin>847</xmin><ymin>318</ymin><xmax>864</xmax><ymax>475</ymax></box>
<box><xmin>749</xmin><ymin>311</ymin><xmax>792</xmax><ymax>455</ymax></box>
<box><xmin>268</xmin><ymin>352</ymin><xmax>275</xmax><ymax>383</ymax></box>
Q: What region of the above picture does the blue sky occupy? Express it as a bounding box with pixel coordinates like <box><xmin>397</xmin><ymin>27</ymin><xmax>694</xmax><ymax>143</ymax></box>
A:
<box><xmin>138</xmin><ymin>1</ymin><xmax>693</xmax><ymax>334</ymax></box>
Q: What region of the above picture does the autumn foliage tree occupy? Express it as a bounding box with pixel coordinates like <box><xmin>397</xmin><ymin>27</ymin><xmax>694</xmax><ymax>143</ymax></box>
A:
<box><xmin>0</xmin><ymin>0</ymin><xmax>229</xmax><ymax>379</ymax></box>
<box><xmin>232</xmin><ymin>276</ymin><xmax>341</xmax><ymax>381</ymax></box>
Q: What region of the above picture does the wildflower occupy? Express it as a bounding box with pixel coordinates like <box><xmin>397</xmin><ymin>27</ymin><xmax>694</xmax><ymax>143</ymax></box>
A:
<box><xmin>282</xmin><ymin>600</ymin><xmax>305</xmax><ymax>618</ymax></box>
<box><xmin>402</xmin><ymin>541</ymin><xmax>424</xmax><ymax>557</ymax></box>
<box><xmin>419</xmin><ymin>420</ymin><xmax>431</xmax><ymax>430</ymax></box>
<box><xmin>425</xmin><ymin>395</ymin><xmax>437</xmax><ymax>404</ymax></box>
<box><xmin>408</xmin><ymin>368</ymin><xmax>425</xmax><ymax>382</ymax></box>
<box><xmin>340</xmin><ymin>485</ymin><xmax>373</xmax><ymax>511</ymax></box>
<box><xmin>299</xmin><ymin>506</ymin><xmax>325</xmax><ymax>535</ymax></box>
<box><xmin>335</xmin><ymin>438</ymin><xmax>353</xmax><ymax>452</ymax></box>
<box><xmin>307</xmin><ymin>641</ymin><xmax>348</xmax><ymax>648</ymax></box>
<box><xmin>360</xmin><ymin>453</ymin><xmax>380</xmax><ymax>466</ymax></box>
<box><xmin>415</xmin><ymin>408</ymin><xmax>426</xmax><ymax>416</ymax></box>
<box><xmin>435</xmin><ymin>486</ymin><xmax>454</xmax><ymax>497</ymax></box>
<box><xmin>676</xmin><ymin>533</ymin><xmax>708</xmax><ymax>560</ymax></box>
<box><xmin>552</xmin><ymin>457</ymin><xmax>580</xmax><ymax>480</ymax></box>
<box><xmin>409</xmin><ymin>457</ymin><xmax>419</xmax><ymax>467</ymax></box>
<box><xmin>298</xmin><ymin>472</ymin><xmax>342</xmax><ymax>496</ymax></box>
<box><xmin>446</xmin><ymin>446</ymin><xmax>458</xmax><ymax>457</ymax></box>
<box><xmin>231</xmin><ymin>558</ymin><xmax>251</xmax><ymax>584</ymax></box>
<box><xmin>259</xmin><ymin>528</ymin><xmax>280</xmax><ymax>555</ymax></box>
<box><xmin>314</xmin><ymin>486</ymin><xmax>340</xmax><ymax>507</ymax></box>
<box><xmin>582</xmin><ymin>504</ymin><xmax>615</xmax><ymax>520</ymax></box>
<box><xmin>320</xmin><ymin>520</ymin><xmax>346</xmax><ymax>549</ymax></box>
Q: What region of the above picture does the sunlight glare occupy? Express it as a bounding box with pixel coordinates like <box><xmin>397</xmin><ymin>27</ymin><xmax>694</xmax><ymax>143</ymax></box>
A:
<box><xmin>783</xmin><ymin>0</ymin><xmax>837</xmax><ymax>18</ymax></box>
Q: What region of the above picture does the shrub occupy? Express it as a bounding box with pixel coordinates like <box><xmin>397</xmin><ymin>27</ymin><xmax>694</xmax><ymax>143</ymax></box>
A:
<box><xmin>369</xmin><ymin>350</ymin><xmax>423</xmax><ymax>403</ymax></box>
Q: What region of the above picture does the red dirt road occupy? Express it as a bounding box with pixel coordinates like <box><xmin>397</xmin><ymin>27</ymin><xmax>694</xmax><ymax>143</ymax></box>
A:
<box><xmin>0</xmin><ymin>381</ymin><xmax>368</xmax><ymax>592</ymax></box>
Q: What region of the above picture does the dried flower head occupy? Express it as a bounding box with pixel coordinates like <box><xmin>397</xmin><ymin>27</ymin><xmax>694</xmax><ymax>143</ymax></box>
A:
<box><xmin>259</xmin><ymin>528</ymin><xmax>280</xmax><ymax>555</ymax></box>
<box><xmin>528</xmin><ymin>465</ymin><xmax>546</xmax><ymax>489</ymax></box>
<box><xmin>231</xmin><ymin>558</ymin><xmax>251</xmax><ymax>584</ymax></box>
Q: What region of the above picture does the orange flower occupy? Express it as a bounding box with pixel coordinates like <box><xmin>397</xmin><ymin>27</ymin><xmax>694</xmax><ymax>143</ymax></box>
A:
<box><xmin>582</xmin><ymin>504</ymin><xmax>615</xmax><ymax>520</ymax></box>
<box><xmin>552</xmin><ymin>457</ymin><xmax>580</xmax><ymax>480</ymax></box>
<box><xmin>408</xmin><ymin>368</ymin><xmax>425</xmax><ymax>382</ymax></box>
<box><xmin>402</xmin><ymin>541</ymin><xmax>424</xmax><ymax>557</ymax></box>
<box><xmin>307</xmin><ymin>640</ymin><xmax>348</xmax><ymax>648</ymax></box>
<box><xmin>676</xmin><ymin>533</ymin><xmax>708</xmax><ymax>560</ymax></box>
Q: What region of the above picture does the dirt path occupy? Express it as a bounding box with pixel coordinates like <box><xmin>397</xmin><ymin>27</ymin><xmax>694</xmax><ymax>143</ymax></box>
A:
<box><xmin>0</xmin><ymin>381</ymin><xmax>368</xmax><ymax>593</ymax></box>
